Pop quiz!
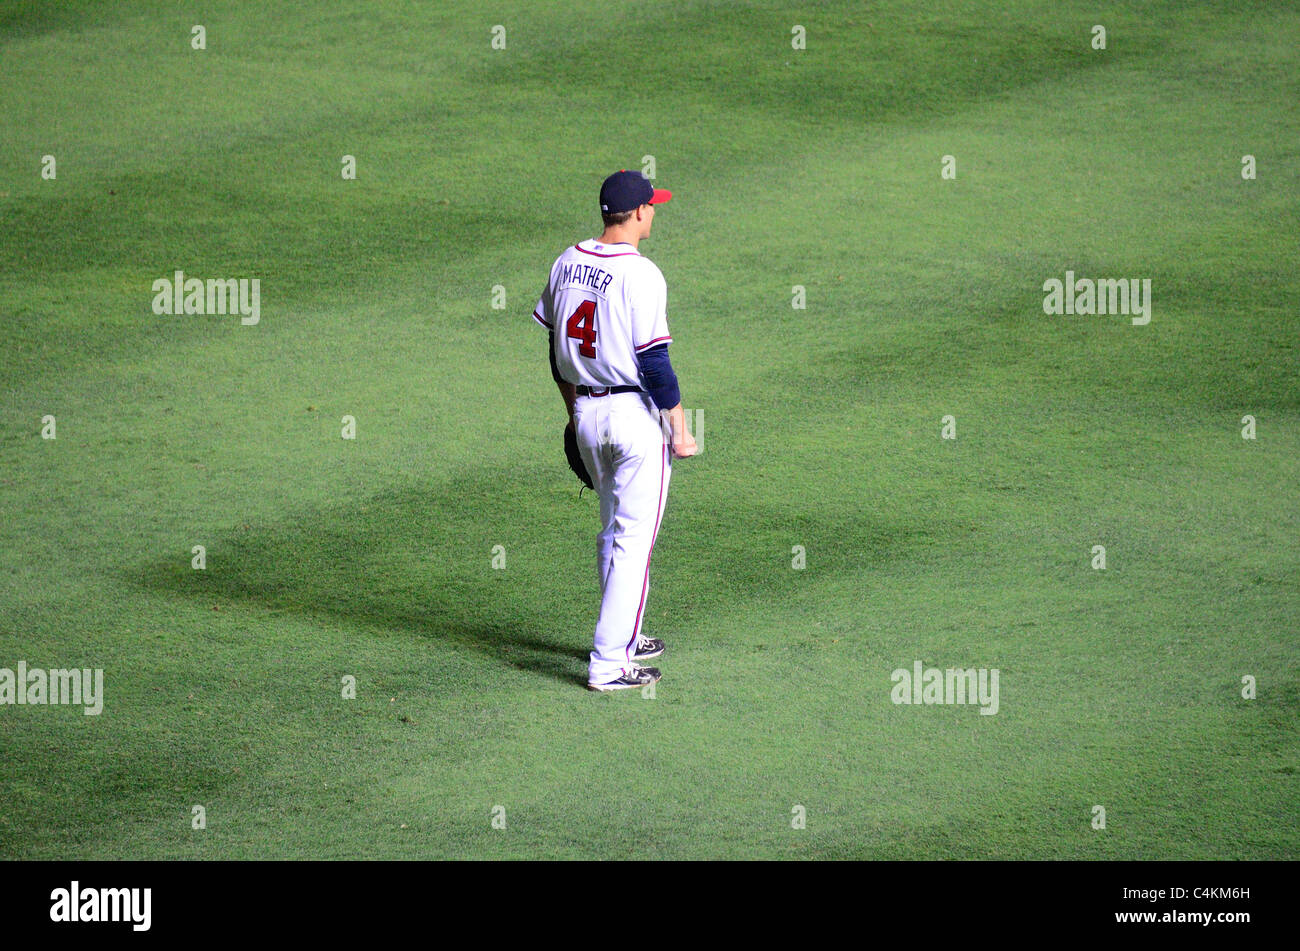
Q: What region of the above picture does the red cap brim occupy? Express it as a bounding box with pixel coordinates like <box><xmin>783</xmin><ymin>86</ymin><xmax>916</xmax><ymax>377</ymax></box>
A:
<box><xmin>649</xmin><ymin>188</ymin><xmax>672</xmax><ymax>204</ymax></box>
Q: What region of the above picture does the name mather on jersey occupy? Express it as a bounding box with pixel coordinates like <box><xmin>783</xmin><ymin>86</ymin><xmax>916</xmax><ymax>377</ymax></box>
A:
<box><xmin>556</xmin><ymin>260</ymin><xmax>615</xmax><ymax>296</ymax></box>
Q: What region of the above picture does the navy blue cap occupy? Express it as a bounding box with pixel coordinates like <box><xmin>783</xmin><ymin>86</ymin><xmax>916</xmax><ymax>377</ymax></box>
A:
<box><xmin>599</xmin><ymin>169</ymin><xmax>672</xmax><ymax>215</ymax></box>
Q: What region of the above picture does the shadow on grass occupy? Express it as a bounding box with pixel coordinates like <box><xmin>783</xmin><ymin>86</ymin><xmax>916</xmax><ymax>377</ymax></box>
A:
<box><xmin>133</xmin><ymin>457</ymin><xmax>958</xmax><ymax>688</ymax></box>
<box><xmin>133</xmin><ymin>473</ymin><xmax>592</xmax><ymax>687</ymax></box>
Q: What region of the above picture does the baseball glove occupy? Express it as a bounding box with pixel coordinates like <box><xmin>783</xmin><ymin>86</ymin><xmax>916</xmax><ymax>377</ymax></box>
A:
<box><xmin>564</xmin><ymin>422</ymin><xmax>594</xmax><ymax>490</ymax></box>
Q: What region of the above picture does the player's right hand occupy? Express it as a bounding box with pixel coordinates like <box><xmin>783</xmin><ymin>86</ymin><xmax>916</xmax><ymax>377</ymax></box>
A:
<box><xmin>671</xmin><ymin>432</ymin><xmax>699</xmax><ymax>458</ymax></box>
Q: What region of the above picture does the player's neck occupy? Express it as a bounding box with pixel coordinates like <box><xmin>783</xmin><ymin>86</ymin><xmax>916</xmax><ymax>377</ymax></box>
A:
<box><xmin>596</xmin><ymin>227</ymin><xmax>640</xmax><ymax>249</ymax></box>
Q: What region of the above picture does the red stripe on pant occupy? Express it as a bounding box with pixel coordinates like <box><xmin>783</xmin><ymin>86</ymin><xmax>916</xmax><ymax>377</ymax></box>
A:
<box><xmin>625</xmin><ymin>443</ymin><xmax>668</xmax><ymax>667</ymax></box>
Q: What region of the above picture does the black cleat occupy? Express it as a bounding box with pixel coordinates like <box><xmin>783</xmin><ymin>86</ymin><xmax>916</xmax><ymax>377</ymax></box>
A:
<box><xmin>632</xmin><ymin>636</ymin><xmax>665</xmax><ymax>661</ymax></box>
<box><xmin>588</xmin><ymin>665</ymin><xmax>662</xmax><ymax>692</ymax></box>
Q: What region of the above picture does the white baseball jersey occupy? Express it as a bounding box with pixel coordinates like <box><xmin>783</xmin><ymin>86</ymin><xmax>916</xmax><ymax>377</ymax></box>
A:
<box><xmin>532</xmin><ymin>239</ymin><xmax>672</xmax><ymax>387</ymax></box>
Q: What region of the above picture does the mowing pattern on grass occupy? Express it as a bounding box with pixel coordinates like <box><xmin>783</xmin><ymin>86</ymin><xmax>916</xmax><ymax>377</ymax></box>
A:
<box><xmin>0</xmin><ymin>1</ymin><xmax>1296</xmax><ymax>859</ymax></box>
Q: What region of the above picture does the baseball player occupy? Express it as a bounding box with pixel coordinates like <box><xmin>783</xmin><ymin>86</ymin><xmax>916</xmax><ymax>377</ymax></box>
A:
<box><xmin>533</xmin><ymin>169</ymin><xmax>698</xmax><ymax>691</ymax></box>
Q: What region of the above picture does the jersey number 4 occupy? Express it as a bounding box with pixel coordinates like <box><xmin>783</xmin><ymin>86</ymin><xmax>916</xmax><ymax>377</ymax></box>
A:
<box><xmin>565</xmin><ymin>300</ymin><xmax>597</xmax><ymax>358</ymax></box>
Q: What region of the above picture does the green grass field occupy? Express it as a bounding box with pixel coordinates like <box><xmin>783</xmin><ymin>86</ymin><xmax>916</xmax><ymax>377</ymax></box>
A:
<box><xmin>1</xmin><ymin>0</ymin><xmax>1297</xmax><ymax>860</ymax></box>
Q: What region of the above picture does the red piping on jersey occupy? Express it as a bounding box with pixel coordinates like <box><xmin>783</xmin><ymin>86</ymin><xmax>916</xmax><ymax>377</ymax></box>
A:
<box><xmin>532</xmin><ymin>311</ymin><xmax>552</xmax><ymax>329</ymax></box>
<box><xmin>634</xmin><ymin>335</ymin><xmax>672</xmax><ymax>351</ymax></box>
<box><xmin>574</xmin><ymin>243</ymin><xmax>640</xmax><ymax>259</ymax></box>
<box><xmin>626</xmin><ymin>442</ymin><xmax>668</xmax><ymax>666</ymax></box>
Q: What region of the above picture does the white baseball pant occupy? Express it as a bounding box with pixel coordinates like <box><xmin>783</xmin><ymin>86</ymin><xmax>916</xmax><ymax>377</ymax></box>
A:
<box><xmin>573</xmin><ymin>390</ymin><xmax>673</xmax><ymax>685</ymax></box>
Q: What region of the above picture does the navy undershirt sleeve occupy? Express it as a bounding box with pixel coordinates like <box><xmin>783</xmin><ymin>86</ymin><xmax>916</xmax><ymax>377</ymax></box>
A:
<box><xmin>548</xmin><ymin>332</ymin><xmax>564</xmax><ymax>385</ymax></box>
<box><xmin>635</xmin><ymin>344</ymin><xmax>680</xmax><ymax>410</ymax></box>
